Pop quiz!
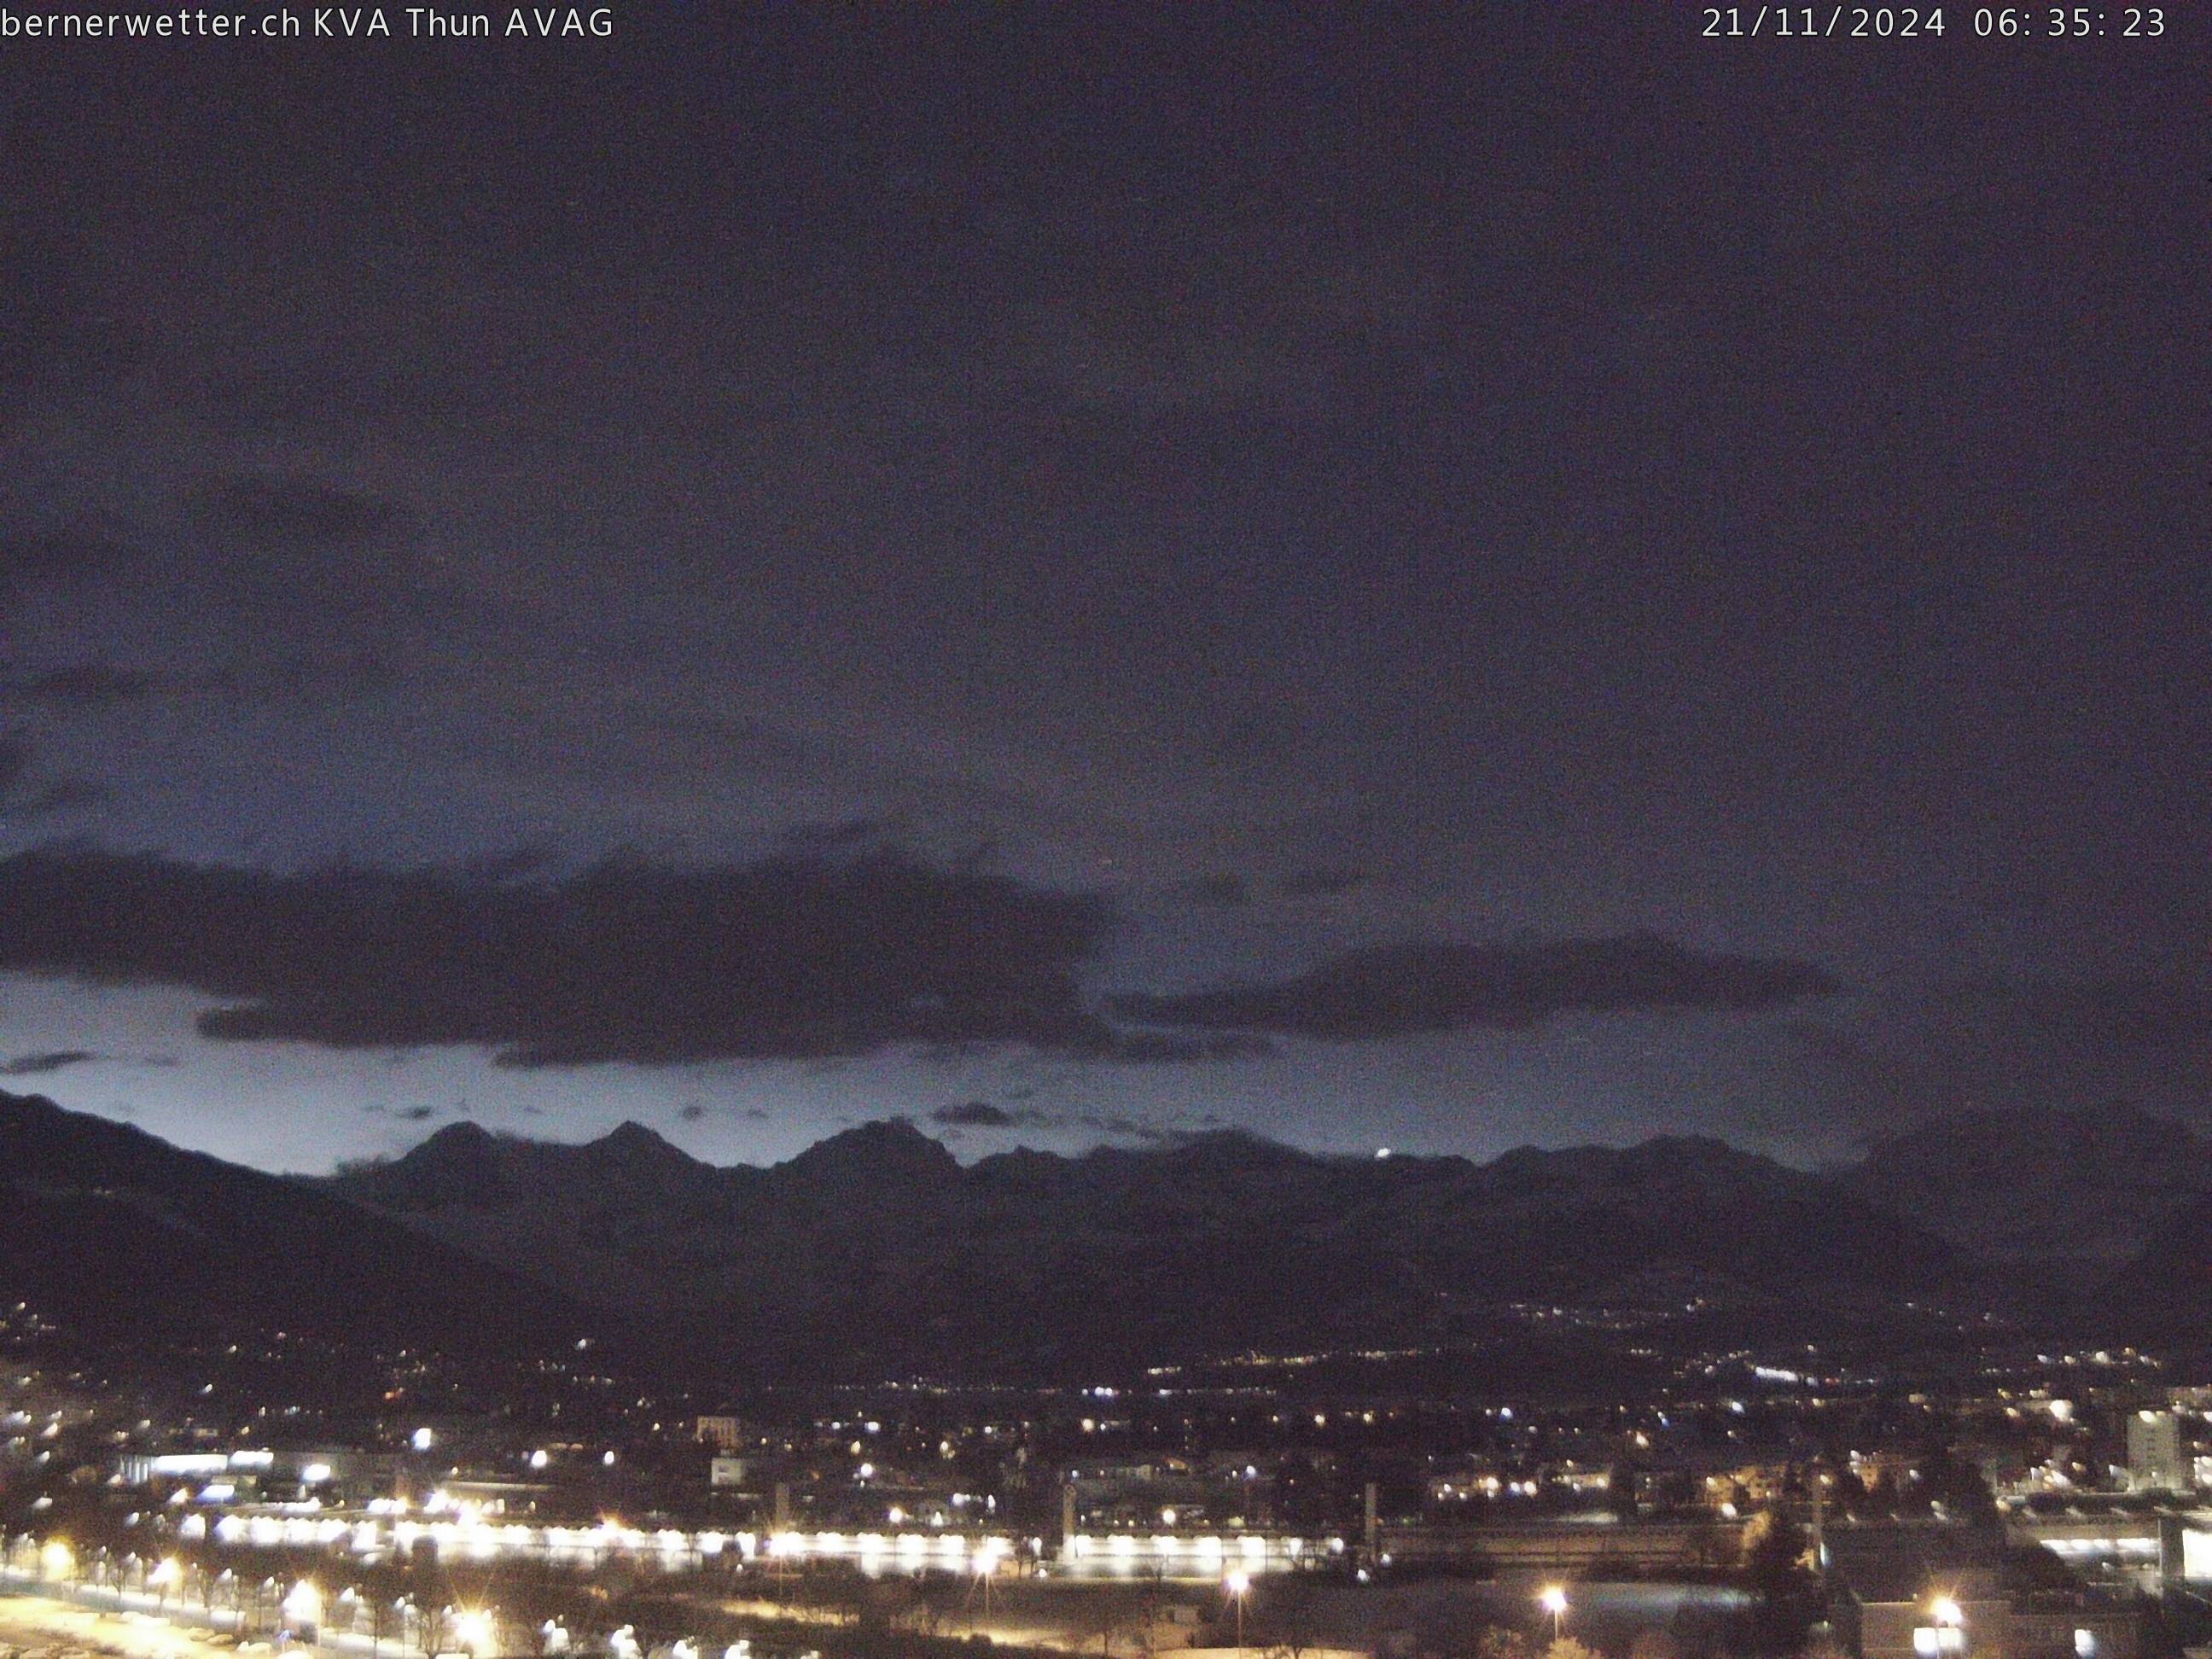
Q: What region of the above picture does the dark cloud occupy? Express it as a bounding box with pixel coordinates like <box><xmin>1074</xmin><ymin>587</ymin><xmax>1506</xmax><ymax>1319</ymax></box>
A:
<box><xmin>0</xmin><ymin>528</ymin><xmax>142</xmax><ymax>585</ymax></box>
<box><xmin>1782</xmin><ymin>975</ymin><xmax>2212</xmax><ymax>1141</ymax></box>
<box><xmin>677</xmin><ymin>1103</ymin><xmax>707</xmax><ymax>1122</ymax></box>
<box><xmin>174</xmin><ymin>479</ymin><xmax>445</xmax><ymax>637</ymax></box>
<box><xmin>931</xmin><ymin>1101</ymin><xmax>1015</xmax><ymax>1127</ymax></box>
<box><xmin>0</xmin><ymin>526</ymin><xmax>145</xmax><ymax>609</ymax></box>
<box><xmin>927</xmin><ymin>1099</ymin><xmax>1202</xmax><ymax>1146</ymax></box>
<box><xmin>776</xmin><ymin>817</ymin><xmax>906</xmax><ymax>853</ymax></box>
<box><xmin>1114</xmin><ymin>935</ymin><xmax>1843</xmax><ymax>1041</ymax></box>
<box><xmin>0</xmin><ymin>732</ymin><xmax>105</xmax><ymax>818</ymax></box>
<box><xmin>0</xmin><ymin>846</ymin><xmax>1117</xmax><ymax>1067</ymax></box>
<box><xmin>0</xmin><ymin>226</ymin><xmax>146</xmax><ymax>405</ymax></box>
<box><xmin>1079</xmin><ymin>1112</ymin><xmax>1192</xmax><ymax>1145</ymax></box>
<box><xmin>0</xmin><ymin>664</ymin><xmax>157</xmax><ymax>706</ymax></box>
<box><xmin>11</xmin><ymin>777</ymin><xmax>107</xmax><ymax>815</ymax></box>
<box><xmin>1179</xmin><ymin>873</ymin><xmax>1249</xmax><ymax>908</ymax></box>
<box><xmin>257</xmin><ymin>651</ymin><xmax>395</xmax><ymax>699</ymax></box>
<box><xmin>0</xmin><ymin>1049</ymin><xmax>96</xmax><ymax>1077</ymax></box>
<box><xmin>188</xmin><ymin>474</ymin><xmax>411</xmax><ymax>549</ymax></box>
<box><xmin>919</xmin><ymin>1026</ymin><xmax>1272</xmax><ymax>1065</ymax></box>
<box><xmin>1994</xmin><ymin>976</ymin><xmax>2212</xmax><ymax>1052</ymax></box>
<box><xmin>0</xmin><ymin>654</ymin><xmax>393</xmax><ymax>709</ymax></box>
<box><xmin>1080</xmin><ymin>1027</ymin><xmax>1275</xmax><ymax>1063</ymax></box>
<box><xmin>457</xmin><ymin>847</ymin><xmax>559</xmax><ymax>885</ymax></box>
<box><xmin>1276</xmin><ymin>867</ymin><xmax>1367</xmax><ymax>899</ymax></box>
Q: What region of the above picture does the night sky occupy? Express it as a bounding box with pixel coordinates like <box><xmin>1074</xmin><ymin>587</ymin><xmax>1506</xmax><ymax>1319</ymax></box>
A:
<box><xmin>0</xmin><ymin>5</ymin><xmax>2204</xmax><ymax>1174</ymax></box>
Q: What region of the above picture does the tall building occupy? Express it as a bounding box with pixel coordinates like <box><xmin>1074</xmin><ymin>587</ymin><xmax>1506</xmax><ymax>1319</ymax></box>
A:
<box><xmin>2127</xmin><ymin>1412</ymin><xmax>2186</xmax><ymax>1492</ymax></box>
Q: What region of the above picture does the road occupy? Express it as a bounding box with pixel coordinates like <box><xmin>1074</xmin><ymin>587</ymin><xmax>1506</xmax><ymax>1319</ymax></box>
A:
<box><xmin>0</xmin><ymin>1591</ymin><xmax>251</xmax><ymax>1659</ymax></box>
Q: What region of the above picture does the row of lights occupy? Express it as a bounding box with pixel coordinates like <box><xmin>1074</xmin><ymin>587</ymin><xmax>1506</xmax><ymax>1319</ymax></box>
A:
<box><xmin>20</xmin><ymin>1545</ymin><xmax>502</xmax><ymax>1656</ymax></box>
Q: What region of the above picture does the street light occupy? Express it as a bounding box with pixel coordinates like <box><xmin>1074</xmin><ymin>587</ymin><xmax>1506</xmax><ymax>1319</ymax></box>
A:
<box><xmin>285</xmin><ymin>1580</ymin><xmax>323</xmax><ymax>1649</ymax></box>
<box><xmin>1225</xmin><ymin>1569</ymin><xmax>1252</xmax><ymax>1655</ymax></box>
<box><xmin>1540</xmin><ymin>1585</ymin><xmax>1569</xmax><ymax>1644</ymax></box>
<box><xmin>454</xmin><ymin>1607</ymin><xmax>498</xmax><ymax>1656</ymax></box>
<box><xmin>1925</xmin><ymin>1596</ymin><xmax>1966</xmax><ymax>1656</ymax></box>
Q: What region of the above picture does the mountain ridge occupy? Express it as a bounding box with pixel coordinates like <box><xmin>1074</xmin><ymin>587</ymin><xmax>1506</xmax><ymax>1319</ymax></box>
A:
<box><xmin>310</xmin><ymin>1102</ymin><xmax>1966</xmax><ymax>1374</ymax></box>
<box><xmin>9</xmin><ymin>1090</ymin><xmax>2199</xmax><ymax>1385</ymax></box>
<box><xmin>0</xmin><ymin>1089</ymin><xmax>596</xmax><ymax>1362</ymax></box>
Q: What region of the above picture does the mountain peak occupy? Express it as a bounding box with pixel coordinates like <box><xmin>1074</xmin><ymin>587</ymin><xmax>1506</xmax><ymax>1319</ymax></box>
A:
<box><xmin>416</xmin><ymin>1119</ymin><xmax>496</xmax><ymax>1152</ymax></box>
<box><xmin>596</xmin><ymin>1118</ymin><xmax>677</xmax><ymax>1153</ymax></box>
<box><xmin>581</xmin><ymin>1119</ymin><xmax>712</xmax><ymax>1179</ymax></box>
<box><xmin>355</xmin><ymin>1118</ymin><xmax>511</xmax><ymax>1210</ymax></box>
<box><xmin>1851</xmin><ymin>1102</ymin><xmax>2212</xmax><ymax>1262</ymax></box>
<box><xmin>0</xmin><ymin>1089</ymin><xmax>68</xmax><ymax>1138</ymax></box>
<box><xmin>783</xmin><ymin>1118</ymin><xmax>959</xmax><ymax>1185</ymax></box>
<box><xmin>0</xmin><ymin>1092</ymin><xmax>577</xmax><ymax>1353</ymax></box>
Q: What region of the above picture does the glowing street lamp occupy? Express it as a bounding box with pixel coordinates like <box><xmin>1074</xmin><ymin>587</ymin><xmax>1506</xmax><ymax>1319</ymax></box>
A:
<box><xmin>970</xmin><ymin>1543</ymin><xmax>1005</xmax><ymax>1623</ymax></box>
<box><xmin>1540</xmin><ymin>1585</ymin><xmax>1569</xmax><ymax>1643</ymax></box>
<box><xmin>454</xmin><ymin>1607</ymin><xmax>498</xmax><ymax>1656</ymax></box>
<box><xmin>285</xmin><ymin>1580</ymin><xmax>323</xmax><ymax>1647</ymax></box>
<box><xmin>41</xmin><ymin>1540</ymin><xmax>74</xmax><ymax>1582</ymax></box>
<box><xmin>1225</xmin><ymin>1569</ymin><xmax>1252</xmax><ymax>1655</ymax></box>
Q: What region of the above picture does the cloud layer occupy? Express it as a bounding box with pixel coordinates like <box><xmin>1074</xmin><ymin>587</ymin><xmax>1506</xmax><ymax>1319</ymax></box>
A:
<box><xmin>0</xmin><ymin>733</ymin><xmax>103</xmax><ymax>818</ymax></box>
<box><xmin>0</xmin><ymin>1049</ymin><xmax>96</xmax><ymax>1077</ymax></box>
<box><xmin>1115</xmin><ymin>935</ymin><xmax>1842</xmax><ymax>1040</ymax></box>
<box><xmin>0</xmin><ymin>844</ymin><xmax>1841</xmax><ymax>1086</ymax></box>
<box><xmin>0</xmin><ymin>847</ymin><xmax>1115</xmax><ymax>1066</ymax></box>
